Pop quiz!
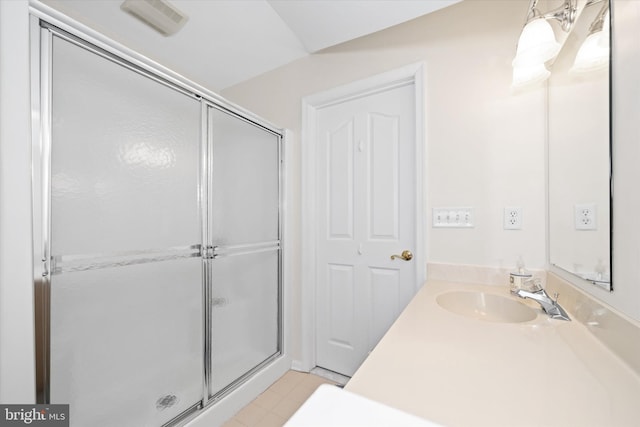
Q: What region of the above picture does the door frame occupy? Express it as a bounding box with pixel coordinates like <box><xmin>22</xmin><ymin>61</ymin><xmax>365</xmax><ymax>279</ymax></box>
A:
<box><xmin>298</xmin><ymin>62</ymin><xmax>427</xmax><ymax>372</ymax></box>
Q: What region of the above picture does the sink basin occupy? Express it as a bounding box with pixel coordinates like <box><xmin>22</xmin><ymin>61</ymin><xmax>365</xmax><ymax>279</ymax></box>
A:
<box><xmin>436</xmin><ymin>291</ymin><xmax>537</xmax><ymax>323</ymax></box>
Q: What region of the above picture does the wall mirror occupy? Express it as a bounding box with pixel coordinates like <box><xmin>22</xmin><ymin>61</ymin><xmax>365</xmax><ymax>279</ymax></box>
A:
<box><xmin>548</xmin><ymin>0</ymin><xmax>611</xmax><ymax>290</ymax></box>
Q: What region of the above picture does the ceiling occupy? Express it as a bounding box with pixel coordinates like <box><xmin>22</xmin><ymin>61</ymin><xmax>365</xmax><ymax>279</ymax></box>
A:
<box><xmin>37</xmin><ymin>0</ymin><xmax>462</xmax><ymax>91</ymax></box>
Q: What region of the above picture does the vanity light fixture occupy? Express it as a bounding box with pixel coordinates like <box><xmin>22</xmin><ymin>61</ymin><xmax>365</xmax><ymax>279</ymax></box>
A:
<box><xmin>570</xmin><ymin>1</ymin><xmax>610</xmax><ymax>74</ymax></box>
<box><xmin>512</xmin><ymin>0</ymin><xmax>577</xmax><ymax>88</ymax></box>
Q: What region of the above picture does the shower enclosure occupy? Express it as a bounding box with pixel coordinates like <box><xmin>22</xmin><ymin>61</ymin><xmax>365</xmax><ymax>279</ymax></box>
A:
<box><xmin>32</xmin><ymin>19</ymin><xmax>283</xmax><ymax>427</ymax></box>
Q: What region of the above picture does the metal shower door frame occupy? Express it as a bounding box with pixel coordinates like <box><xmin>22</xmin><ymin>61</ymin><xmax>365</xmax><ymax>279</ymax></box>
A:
<box><xmin>202</xmin><ymin>102</ymin><xmax>284</xmax><ymax>405</ymax></box>
<box><xmin>30</xmin><ymin>14</ymin><xmax>284</xmax><ymax>426</ymax></box>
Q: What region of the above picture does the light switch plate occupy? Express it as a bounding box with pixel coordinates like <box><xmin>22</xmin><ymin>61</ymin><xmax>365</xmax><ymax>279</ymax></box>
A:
<box><xmin>433</xmin><ymin>207</ymin><xmax>474</xmax><ymax>228</ymax></box>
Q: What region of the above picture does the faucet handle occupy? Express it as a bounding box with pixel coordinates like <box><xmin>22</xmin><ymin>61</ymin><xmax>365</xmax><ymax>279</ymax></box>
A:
<box><xmin>553</xmin><ymin>292</ymin><xmax>559</xmax><ymax>304</ymax></box>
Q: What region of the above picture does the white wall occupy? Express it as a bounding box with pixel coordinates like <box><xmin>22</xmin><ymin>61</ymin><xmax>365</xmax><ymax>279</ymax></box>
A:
<box><xmin>0</xmin><ymin>0</ymin><xmax>36</xmax><ymax>402</ymax></box>
<box><xmin>222</xmin><ymin>0</ymin><xmax>548</xmax><ymax>362</ymax></box>
<box><xmin>1</xmin><ymin>0</ymin><xmax>638</xmax><ymax>403</ymax></box>
<box><xmin>223</xmin><ymin>0</ymin><xmax>548</xmax><ymax>268</ymax></box>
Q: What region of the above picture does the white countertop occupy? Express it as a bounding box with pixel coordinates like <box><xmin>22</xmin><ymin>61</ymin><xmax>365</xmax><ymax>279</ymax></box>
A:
<box><xmin>344</xmin><ymin>280</ymin><xmax>640</xmax><ymax>427</ymax></box>
<box><xmin>285</xmin><ymin>384</ymin><xmax>441</xmax><ymax>427</ymax></box>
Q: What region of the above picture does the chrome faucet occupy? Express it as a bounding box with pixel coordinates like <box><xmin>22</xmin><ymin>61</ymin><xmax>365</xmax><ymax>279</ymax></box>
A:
<box><xmin>512</xmin><ymin>288</ymin><xmax>571</xmax><ymax>321</ymax></box>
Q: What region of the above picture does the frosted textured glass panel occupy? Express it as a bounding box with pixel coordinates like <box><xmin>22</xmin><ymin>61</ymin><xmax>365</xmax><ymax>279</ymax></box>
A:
<box><xmin>51</xmin><ymin>36</ymin><xmax>201</xmax><ymax>256</ymax></box>
<box><xmin>49</xmin><ymin>259</ymin><xmax>203</xmax><ymax>427</ymax></box>
<box><xmin>209</xmin><ymin>251</ymin><xmax>279</xmax><ymax>395</ymax></box>
<box><xmin>210</xmin><ymin>108</ymin><xmax>279</xmax><ymax>245</ymax></box>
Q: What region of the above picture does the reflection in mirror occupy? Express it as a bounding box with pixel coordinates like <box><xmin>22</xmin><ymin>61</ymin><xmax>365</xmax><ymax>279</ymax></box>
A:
<box><xmin>548</xmin><ymin>0</ymin><xmax>611</xmax><ymax>290</ymax></box>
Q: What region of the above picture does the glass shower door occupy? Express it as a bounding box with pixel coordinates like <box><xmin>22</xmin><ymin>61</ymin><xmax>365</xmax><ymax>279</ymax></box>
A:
<box><xmin>207</xmin><ymin>107</ymin><xmax>281</xmax><ymax>396</ymax></box>
<box><xmin>46</xmin><ymin>33</ymin><xmax>204</xmax><ymax>426</ymax></box>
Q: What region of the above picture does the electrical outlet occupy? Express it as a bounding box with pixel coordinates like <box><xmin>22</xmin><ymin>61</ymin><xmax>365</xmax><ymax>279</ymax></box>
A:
<box><xmin>575</xmin><ymin>203</ymin><xmax>597</xmax><ymax>230</ymax></box>
<box><xmin>503</xmin><ymin>207</ymin><xmax>522</xmax><ymax>230</ymax></box>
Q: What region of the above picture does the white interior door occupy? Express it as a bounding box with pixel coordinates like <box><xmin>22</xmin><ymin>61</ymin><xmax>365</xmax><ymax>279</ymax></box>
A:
<box><xmin>315</xmin><ymin>83</ymin><xmax>418</xmax><ymax>377</ymax></box>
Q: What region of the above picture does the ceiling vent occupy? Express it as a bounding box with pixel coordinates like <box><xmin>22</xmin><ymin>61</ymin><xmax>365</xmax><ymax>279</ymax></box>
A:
<box><xmin>121</xmin><ymin>0</ymin><xmax>188</xmax><ymax>36</ymax></box>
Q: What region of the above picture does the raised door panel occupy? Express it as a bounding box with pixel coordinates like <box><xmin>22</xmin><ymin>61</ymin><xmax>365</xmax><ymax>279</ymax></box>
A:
<box><xmin>368</xmin><ymin>113</ymin><xmax>400</xmax><ymax>241</ymax></box>
<box><xmin>327</xmin><ymin>264</ymin><xmax>355</xmax><ymax>349</ymax></box>
<box><xmin>316</xmin><ymin>263</ymin><xmax>367</xmax><ymax>376</ymax></box>
<box><xmin>327</xmin><ymin>120</ymin><xmax>355</xmax><ymax>240</ymax></box>
<box><xmin>368</xmin><ymin>267</ymin><xmax>401</xmax><ymax>350</ymax></box>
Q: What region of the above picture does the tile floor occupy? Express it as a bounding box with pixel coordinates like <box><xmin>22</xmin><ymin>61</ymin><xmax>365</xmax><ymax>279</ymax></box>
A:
<box><xmin>222</xmin><ymin>371</ymin><xmax>338</xmax><ymax>427</ymax></box>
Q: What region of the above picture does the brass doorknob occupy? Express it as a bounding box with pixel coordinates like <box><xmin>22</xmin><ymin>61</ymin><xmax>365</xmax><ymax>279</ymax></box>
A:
<box><xmin>390</xmin><ymin>250</ymin><xmax>413</xmax><ymax>261</ymax></box>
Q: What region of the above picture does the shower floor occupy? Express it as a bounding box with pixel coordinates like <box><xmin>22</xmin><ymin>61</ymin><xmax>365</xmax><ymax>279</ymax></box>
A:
<box><xmin>222</xmin><ymin>370</ymin><xmax>342</xmax><ymax>427</ymax></box>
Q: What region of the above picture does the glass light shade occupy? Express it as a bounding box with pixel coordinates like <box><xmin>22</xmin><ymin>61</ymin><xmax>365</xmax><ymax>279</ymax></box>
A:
<box><xmin>570</xmin><ymin>31</ymin><xmax>609</xmax><ymax>74</ymax></box>
<box><xmin>512</xmin><ymin>18</ymin><xmax>561</xmax><ymax>67</ymax></box>
<box><xmin>512</xmin><ymin>63</ymin><xmax>551</xmax><ymax>89</ymax></box>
